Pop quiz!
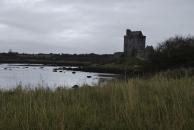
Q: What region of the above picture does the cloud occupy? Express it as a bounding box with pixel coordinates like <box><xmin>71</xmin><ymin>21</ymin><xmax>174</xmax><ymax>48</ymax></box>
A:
<box><xmin>0</xmin><ymin>0</ymin><xmax>194</xmax><ymax>53</ymax></box>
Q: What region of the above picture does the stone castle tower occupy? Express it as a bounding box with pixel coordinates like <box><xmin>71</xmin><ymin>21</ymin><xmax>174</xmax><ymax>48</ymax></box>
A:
<box><xmin>124</xmin><ymin>29</ymin><xmax>146</xmax><ymax>58</ymax></box>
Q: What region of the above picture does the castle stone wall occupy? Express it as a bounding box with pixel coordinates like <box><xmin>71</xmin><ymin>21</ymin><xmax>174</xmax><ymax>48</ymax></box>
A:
<box><xmin>124</xmin><ymin>29</ymin><xmax>146</xmax><ymax>58</ymax></box>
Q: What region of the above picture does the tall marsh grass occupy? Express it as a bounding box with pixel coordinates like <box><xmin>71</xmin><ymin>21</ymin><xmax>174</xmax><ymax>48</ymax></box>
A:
<box><xmin>0</xmin><ymin>75</ymin><xmax>193</xmax><ymax>129</ymax></box>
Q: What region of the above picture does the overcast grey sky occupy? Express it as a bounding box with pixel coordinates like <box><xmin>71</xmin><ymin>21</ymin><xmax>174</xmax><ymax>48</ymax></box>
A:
<box><xmin>0</xmin><ymin>0</ymin><xmax>194</xmax><ymax>54</ymax></box>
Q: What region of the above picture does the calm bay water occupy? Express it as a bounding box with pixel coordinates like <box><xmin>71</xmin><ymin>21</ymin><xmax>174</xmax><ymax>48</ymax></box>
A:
<box><xmin>0</xmin><ymin>64</ymin><xmax>115</xmax><ymax>89</ymax></box>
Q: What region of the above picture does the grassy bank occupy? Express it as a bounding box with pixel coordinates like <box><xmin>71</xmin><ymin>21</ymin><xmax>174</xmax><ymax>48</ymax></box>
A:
<box><xmin>0</xmin><ymin>75</ymin><xmax>194</xmax><ymax>129</ymax></box>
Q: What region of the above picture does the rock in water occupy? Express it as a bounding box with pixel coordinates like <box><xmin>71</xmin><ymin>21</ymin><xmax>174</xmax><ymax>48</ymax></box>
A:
<box><xmin>72</xmin><ymin>85</ymin><xmax>79</xmax><ymax>89</ymax></box>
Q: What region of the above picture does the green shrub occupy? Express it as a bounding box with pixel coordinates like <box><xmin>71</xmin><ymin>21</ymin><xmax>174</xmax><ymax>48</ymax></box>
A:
<box><xmin>151</xmin><ymin>36</ymin><xmax>194</xmax><ymax>69</ymax></box>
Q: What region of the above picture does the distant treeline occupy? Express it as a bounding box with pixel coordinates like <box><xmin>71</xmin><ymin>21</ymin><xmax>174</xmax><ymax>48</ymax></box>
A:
<box><xmin>0</xmin><ymin>52</ymin><xmax>115</xmax><ymax>65</ymax></box>
<box><xmin>1</xmin><ymin>36</ymin><xmax>194</xmax><ymax>73</ymax></box>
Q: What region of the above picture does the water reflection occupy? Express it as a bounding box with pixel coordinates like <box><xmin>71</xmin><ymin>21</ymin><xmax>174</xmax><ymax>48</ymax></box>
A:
<box><xmin>0</xmin><ymin>64</ymin><xmax>116</xmax><ymax>89</ymax></box>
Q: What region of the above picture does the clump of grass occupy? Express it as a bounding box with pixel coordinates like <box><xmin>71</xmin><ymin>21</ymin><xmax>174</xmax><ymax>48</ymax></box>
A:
<box><xmin>0</xmin><ymin>75</ymin><xmax>193</xmax><ymax>129</ymax></box>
